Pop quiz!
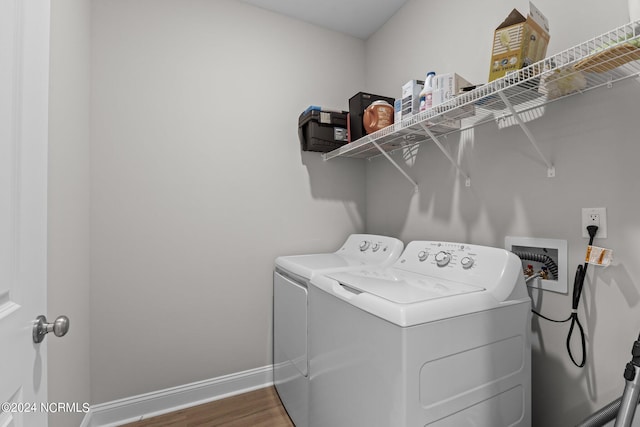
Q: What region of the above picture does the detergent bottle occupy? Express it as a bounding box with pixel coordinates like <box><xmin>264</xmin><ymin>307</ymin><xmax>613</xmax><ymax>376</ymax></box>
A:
<box><xmin>418</xmin><ymin>71</ymin><xmax>436</xmax><ymax>112</ymax></box>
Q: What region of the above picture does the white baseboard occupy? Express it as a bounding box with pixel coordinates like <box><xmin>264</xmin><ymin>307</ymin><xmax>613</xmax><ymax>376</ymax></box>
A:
<box><xmin>80</xmin><ymin>365</ymin><xmax>274</xmax><ymax>427</ymax></box>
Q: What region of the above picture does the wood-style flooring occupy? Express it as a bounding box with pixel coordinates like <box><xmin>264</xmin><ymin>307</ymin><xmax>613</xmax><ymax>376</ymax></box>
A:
<box><xmin>119</xmin><ymin>386</ymin><xmax>294</xmax><ymax>427</ymax></box>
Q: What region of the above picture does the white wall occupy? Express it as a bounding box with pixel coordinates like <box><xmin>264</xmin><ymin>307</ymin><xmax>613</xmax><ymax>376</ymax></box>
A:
<box><xmin>90</xmin><ymin>0</ymin><xmax>366</xmax><ymax>403</ymax></box>
<box><xmin>48</xmin><ymin>0</ymin><xmax>92</xmax><ymax>426</ymax></box>
<box><xmin>364</xmin><ymin>0</ymin><xmax>639</xmax><ymax>426</ymax></box>
<box><xmin>56</xmin><ymin>0</ymin><xmax>640</xmax><ymax>424</ymax></box>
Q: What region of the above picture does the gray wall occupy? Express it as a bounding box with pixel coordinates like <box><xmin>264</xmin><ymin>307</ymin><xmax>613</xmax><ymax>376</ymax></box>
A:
<box><xmin>47</xmin><ymin>0</ymin><xmax>640</xmax><ymax>425</ymax></box>
<box><xmin>48</xmin><ymin>0</ymin><xmax>91</xmax><ymax>426</ymax></box>
<box><xmin>364</xmin><ymin>0</ymin><xmax>640</xmax><ymax>426</ymax></box>
<box><xmin>89</xmin><ymin>0</ymin><xmax>366</xmax><ymax>403</ymax></box>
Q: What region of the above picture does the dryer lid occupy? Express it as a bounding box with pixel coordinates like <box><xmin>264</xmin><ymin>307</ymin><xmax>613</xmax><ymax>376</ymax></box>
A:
<box><xmin>275</xmin><ymin>253</ymin><xmax>365</xmax><ymax>280</ymax></box>
<box><xmin>326</xmin><ymin>269</ymin><xmax>484</xmax><ymax>304</ymax></box>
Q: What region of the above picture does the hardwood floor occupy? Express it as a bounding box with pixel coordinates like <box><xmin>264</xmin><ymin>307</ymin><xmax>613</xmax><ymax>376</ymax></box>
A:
<box><xmin>120</xmin><ymin>386</ymin><xmax>294</xmax><ymax>427</ymax></box>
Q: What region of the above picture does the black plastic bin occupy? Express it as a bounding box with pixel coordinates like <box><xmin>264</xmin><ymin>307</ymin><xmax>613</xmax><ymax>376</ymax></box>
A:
<box><xmin>298</xmin><ymin>107</ymin><xmax>349</xmax><ymax>153</ymax></box>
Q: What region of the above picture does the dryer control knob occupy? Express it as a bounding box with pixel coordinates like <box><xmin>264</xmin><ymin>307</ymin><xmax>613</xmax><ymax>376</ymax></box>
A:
<box><xmin>359</xmin><ymin>241</ymin><xmax>370</xmax><ymax>251</ymax></box>
<box><xmin>372</xmin><ymin>242</ymin><xmax>381</xmax><ymax>252</ymax></box>
<box><xmin>435</xmin><ymin>251</ymin><xmax>451</xmax><ymax>267</ymax></box>
<box><xmin>418</xmin><ymin>250</ymin><xmax>428</xmax><ymax>262</ymax></box>
<box><xmin>461</xmin><ymin>256</ymin><xmax>475</xmax><ymax>269</ymax></box>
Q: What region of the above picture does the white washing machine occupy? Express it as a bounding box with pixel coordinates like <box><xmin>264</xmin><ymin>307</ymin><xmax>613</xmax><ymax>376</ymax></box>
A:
<box><xmin>273</xmin><ymin>234</ymin><xmax>404</xmax><ymax>427</ymax></box>
<box><xmin>309</xmin><ymin>240</ymin><xmax>531</xmax><ymax>427</ymax></box>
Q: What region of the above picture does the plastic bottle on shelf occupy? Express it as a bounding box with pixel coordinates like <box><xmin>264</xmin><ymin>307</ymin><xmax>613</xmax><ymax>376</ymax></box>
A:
<box><xmin>418</xmin><ymin>71</ymin><xmax>436</xmax><ymax>112</ymax></box>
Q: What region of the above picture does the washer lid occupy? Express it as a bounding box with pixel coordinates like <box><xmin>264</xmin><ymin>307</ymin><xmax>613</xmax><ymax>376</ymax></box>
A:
<box><xmin>326</xmin><ymin>269</ymin><xmax>484</xmax><ymax>304</ymax></box>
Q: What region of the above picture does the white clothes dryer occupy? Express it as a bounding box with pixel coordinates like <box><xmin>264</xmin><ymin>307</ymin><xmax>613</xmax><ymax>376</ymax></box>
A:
<box><xmin>273</xmin><ymin>234</ymin><xmax>404</xmax><ymax>427</ymax></box>
<box><xmin>309</xmin><ymin>240</ymin><xmax>531</xmax><ymax>427</ymax></box>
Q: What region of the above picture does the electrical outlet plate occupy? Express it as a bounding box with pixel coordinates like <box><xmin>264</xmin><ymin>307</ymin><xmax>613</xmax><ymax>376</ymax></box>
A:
<box><xmin>581</xmin><ymin>207</ymin><xmax>607</xmax><ymax>238</ymax></box>
<box><xmin>505</xmin><ymin>236</ymin><xmax>568</xmax><ymax>294</ymax></box>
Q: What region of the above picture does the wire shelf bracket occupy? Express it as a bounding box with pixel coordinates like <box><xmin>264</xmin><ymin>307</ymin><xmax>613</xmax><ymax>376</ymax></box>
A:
<box><xmin>419</xmin><ymin>123</ymin><xmax>472</xmax><ymax>187</ymax></box>
<box><xmin>497</xmin><ymin>91</ymin><xmax>555</xmax><ymax>178</ymax></box>
<box><xmin>368</xmin><ymin>137</ymin><xmax>419</xmax><ymax>192</ymax></box>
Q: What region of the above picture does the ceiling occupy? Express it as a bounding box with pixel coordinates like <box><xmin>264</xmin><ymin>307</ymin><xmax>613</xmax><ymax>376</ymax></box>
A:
<box><xmin>237</xmin><ymin>0</ymin><xmax>409</xmax><ymax>39</ymax></box>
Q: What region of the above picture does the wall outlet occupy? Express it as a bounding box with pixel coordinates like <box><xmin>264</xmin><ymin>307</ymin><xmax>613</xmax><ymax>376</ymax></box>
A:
<box><xmin>581</xmin><ymin>207</ymin><xmax>607</xmax><ymax>238</ymax></box>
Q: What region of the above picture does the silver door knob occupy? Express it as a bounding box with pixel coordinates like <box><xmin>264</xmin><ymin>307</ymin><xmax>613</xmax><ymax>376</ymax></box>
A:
<box><xmin>33</xmin><ymin>315</ymin><xmax>70</xmax><ymax>343</ymax></box>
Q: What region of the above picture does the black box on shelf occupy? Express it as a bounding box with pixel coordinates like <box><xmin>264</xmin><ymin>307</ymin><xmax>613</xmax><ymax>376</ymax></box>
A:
<box><xmin>349</xmin><ymin>92</ymin><xmax>395</xmax><ymax>142</ymax></box>
<box><xmin>298</xmin><ymin>107</ymin><xmax>349</xmax><ymax>153</ymax></box>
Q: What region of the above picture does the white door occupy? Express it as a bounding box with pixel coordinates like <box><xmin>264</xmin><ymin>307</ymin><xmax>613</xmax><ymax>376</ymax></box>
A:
<box><xmin>0</xmin><ymin>0</ymin><xmax>50</xmax><ymax>426</ymax></box>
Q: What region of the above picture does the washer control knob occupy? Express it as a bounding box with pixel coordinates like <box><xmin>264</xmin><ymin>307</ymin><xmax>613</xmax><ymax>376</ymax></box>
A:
<box><xmin>461</xmin><ymin>256</ymin><xmax>475</xmax><ymax>269</ymax></box>
<box><xmin>418</xmin><ymin>250</ymin><xmax>428</xmax><ymax>262</ymax></box>
<box><xmin>372</xmin><ymin>242</ymin><xmax>381</xmax><ymax>252</ymax></box>
<box><xmin>435</xmin><ymin>251</ymin><xmax>451</xmax><ymax>267</ymax></box>
<box><xmin>359</xmin><ymin>241</ymin><xmax>370</xmax><ymax>251</ymax></box>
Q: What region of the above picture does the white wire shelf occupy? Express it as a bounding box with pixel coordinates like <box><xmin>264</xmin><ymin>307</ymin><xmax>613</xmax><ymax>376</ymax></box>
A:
<box><xmin>322</xmin><ymin>20</ymin><xmax>640</xmax><ymax>163</ymax></box>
